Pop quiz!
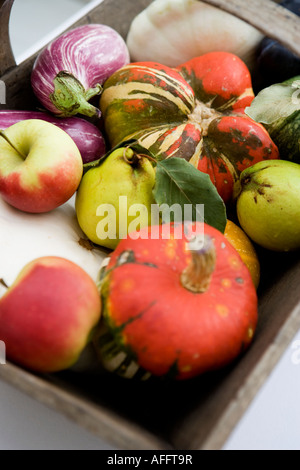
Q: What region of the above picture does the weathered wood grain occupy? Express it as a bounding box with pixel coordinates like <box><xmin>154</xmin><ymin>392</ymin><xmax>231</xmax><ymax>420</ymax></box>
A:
<box><xmin>200</xmin><ymin>0</ymin><xmax>300</xmax><ymax>57</ymax></box>
<box><xmin>0</xmin><ymin>0</ymin><xmax>153</xmax><ymax>110</ymax></box>
<box><xmin>0</xmin><ymin>0</ymin><xmax>16</xmax><ymax>76</ymax></box>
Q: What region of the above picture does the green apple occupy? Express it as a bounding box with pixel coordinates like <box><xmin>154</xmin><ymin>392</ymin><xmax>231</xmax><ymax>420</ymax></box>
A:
<box><xmin>237</xmin><ymin>159</ymin><xmax>300</xmax><ymax>251</ymax></box>
<box><xmin>0</xmin><ymin>256</ymin><xmax>102</xmax><ymax>373</ymax></box>
<box><xmin>0</xmin><ymin>119</ymin><xmax>83</xmax><ymax>213</ymax></box>
<box><xmin>75</xmin><ymin>147</ymin><xmax>156</xmax><ymax>250</ymax></box>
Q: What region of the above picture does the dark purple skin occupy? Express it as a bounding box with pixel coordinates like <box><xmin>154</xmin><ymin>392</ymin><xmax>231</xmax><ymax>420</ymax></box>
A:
<box><xmin>0</xmin><ymin>110</ymin><xmax>106</xmax><ymax>163</ymax></box>
<box><xmin>253</xmin><ymin>0</ymin><xmax>300</xmax><ymax>92</ymax></box>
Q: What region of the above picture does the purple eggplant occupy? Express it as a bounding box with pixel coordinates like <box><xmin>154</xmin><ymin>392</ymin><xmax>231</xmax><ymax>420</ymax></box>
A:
<box><xmin>0</xmin><ymin>110</ymin><xmax>106</xmax><ymax>163</ymax></box>
<box><xmin>31</xmin><ymin>24</ymin><xmax>130</xmax><ymax>119</ymax></box>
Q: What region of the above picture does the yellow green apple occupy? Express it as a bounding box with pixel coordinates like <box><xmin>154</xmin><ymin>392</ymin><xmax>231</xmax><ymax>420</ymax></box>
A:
<box><xmin>75</xmin><ymin>147</ymin><xmax>156</xmax><ymax>250</ymax></box>
<box><xmin>237</xmin><ymin>159</ymin><xmax>300</xmax><ymax>251</ymax></box>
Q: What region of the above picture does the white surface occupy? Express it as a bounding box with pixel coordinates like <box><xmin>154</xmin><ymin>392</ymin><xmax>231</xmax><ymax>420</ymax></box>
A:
<box><xmin>0</xmin><ymin>379</ymin><xmax>116</xmax><ymax>450</ymax></box>
<box><xmin>1</xmin><ymin>0</ymin><xmax>300</xmax><ymax>452</ymax></box>
<box><xmin>10</xmin><ymin>0</ymin><xmax>104</xmax><ymax>64</ymax></box>
<box><xmin>0</xmin><ymin>196</ymin><xmax>106</xmax><ymax>293</ymax></box>
<box><xmin>224</xmin><ymin>330</ymin><xmax>300</xmax><ymax>450</ymax></box>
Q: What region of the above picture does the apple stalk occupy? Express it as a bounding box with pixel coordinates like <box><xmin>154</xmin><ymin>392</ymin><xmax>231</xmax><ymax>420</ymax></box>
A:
<box><xmin>0</xmin><ymin>130</ymin><xmax>26</xmax><ymax>159</ymax></box>
<box><xmin>0</xmin><ymin>278</ymin><xmax>8</xmax><ymax>289</ymax></box>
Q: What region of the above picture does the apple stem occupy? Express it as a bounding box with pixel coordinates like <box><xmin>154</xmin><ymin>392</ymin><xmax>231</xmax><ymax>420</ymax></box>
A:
<box><xmin>0</xmin><ymin>130</ymin><xmax>27</xmax><ymax>159</ymax></box>
<box><xmin>0</xmin><ymin>279</ymin><xmax>9</xmax><ymax>289</ymax></box>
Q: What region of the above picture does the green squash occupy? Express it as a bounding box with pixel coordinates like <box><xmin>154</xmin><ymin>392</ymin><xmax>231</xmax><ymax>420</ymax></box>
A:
<box><xmin>245</xmin><ymin>76</ymin><xmax>300</xmax><ymax>162</ymax></box>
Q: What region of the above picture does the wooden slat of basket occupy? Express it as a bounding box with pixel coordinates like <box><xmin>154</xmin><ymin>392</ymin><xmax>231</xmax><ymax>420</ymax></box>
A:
<box><xmin>200</xmin><ymin>0</ymin><xmax>300</xmax><ymax>58</ymax></box>
<box><xmin>0</xmin><ymin>361</ymin><xmax>171</xmax><ymax>450</ymax></box>
<box><xmin>1</xmin><ymin>0</ymin><xmax>300</xmax><ymax>80</ymax></box>
<box><xmin>0</xmin><ymin>0</ymin><xmax>16</xmax><ymax>76</ymax></box>
<box><xmin>0</xmin><ymin>0</ymin><xmax>154</xmax><ymax>111</ymax></box>
<box><xmin>1</xmin><ymin>0</ymin><xmax>300</xmax><ymax>108</ymax></box>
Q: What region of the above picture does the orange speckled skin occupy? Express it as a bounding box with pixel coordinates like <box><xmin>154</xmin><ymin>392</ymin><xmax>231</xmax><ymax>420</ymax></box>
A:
<box><xmin>177</xmin><ymin>52</ymin><xmax>254</xmax><ymax>109</ymax></box>
<box><xmin>198</xmin><ymin>114</ymin><xmax>279</xmax><ymax>201</ymax></box>
<box><xmin>101</xmin><ymin>223</ymin><xmax>258</xmax><ymax>380</ymax></box>
<box><xmin>0</xmin><ymin>257</ymin><xmax>101</xmax><ymax>372</ymax></box>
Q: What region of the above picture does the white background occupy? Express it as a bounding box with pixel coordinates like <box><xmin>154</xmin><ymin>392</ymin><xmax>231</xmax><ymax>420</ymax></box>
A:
<box><xmin>0</xmin><ymin>0</ymin><xmax>300</xmax><ymax>451</ymax></box>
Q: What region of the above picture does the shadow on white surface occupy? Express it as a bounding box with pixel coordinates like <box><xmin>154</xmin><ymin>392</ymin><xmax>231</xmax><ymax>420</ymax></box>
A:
<box><xmin>0</xmin><ymin>379</ymin><xmax>117</xmax><ymax>450</ymax></box>
<box><xmin>224</xmin><ymin>330</ymin><xmax>300</xmax><ymax>450</ymax></box>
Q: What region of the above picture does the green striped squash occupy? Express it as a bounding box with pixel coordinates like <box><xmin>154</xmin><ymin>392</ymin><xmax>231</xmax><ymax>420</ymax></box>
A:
<box><xmin>100</xmin><ymin>53</ymin><xmax>280</xmax><ymax>203</ymax></box>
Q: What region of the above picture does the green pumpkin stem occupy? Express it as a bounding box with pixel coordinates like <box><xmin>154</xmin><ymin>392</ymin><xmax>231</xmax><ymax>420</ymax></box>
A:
<box><xmin>181</xmin><ymin>235</ymin><xmax>216</xmax><ymax>293</ymax></box>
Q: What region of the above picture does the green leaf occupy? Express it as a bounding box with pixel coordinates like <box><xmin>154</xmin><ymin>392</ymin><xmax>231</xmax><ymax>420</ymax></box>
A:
<box><xmin>153</xmin><ymin>158</ymin><xmax>227</xmax><ymax>233</ymax></box>
<box><xmin>245</xmin><ymin>78</ymin><xmax>300</xmax><ymax>125</ymax></box>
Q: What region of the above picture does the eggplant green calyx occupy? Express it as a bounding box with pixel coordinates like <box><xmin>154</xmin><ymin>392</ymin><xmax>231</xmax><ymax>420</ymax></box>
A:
<box><xmin>50</xmin><ymin>71</ymin><xmax>102</xmax><ymax>118</ymax></box>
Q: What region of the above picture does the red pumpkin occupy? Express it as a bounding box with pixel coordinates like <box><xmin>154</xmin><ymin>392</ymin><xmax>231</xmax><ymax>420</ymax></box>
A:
<box><xmin>100</xmin><ymin>52</ymin><xmax>279</xmax><ymax>203</ymax></box>
<box><xmin>99</xmin><ymin>222</ymin><xmax>258</xmax><ymax>380</ymax></box>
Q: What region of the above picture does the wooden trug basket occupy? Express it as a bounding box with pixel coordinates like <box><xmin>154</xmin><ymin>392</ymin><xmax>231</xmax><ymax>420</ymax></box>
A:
<box><xmin>0</xmin><ymin>0</ymin><xmax>300</xmax><ymax>451</ymax></box>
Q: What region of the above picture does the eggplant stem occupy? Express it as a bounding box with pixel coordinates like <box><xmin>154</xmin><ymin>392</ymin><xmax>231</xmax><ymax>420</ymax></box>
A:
<box><xmin>50</xmin><ymin>71</ymin><xmax>102</xmax><ymax>118</ymax></box>
<box><xmin>0</xmin><ymin>130</ymin><xmax>27</xmax><ymax>159</ymax></box>
<box><xmin>85</xmin><ymin>84</ymin><xmax>103</xmax><ymax>101</ymax></box>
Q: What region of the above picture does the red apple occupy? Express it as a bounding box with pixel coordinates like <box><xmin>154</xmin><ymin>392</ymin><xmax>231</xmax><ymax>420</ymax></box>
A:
<box><xmin>0</xmin><ymin>256</ymin><xmax>102</xmax><ymax>373</ymax></box>
<box><xmin>0</xmin><ymin>119</ymin><xmax>83</xmax><ymax>213</ymax></box>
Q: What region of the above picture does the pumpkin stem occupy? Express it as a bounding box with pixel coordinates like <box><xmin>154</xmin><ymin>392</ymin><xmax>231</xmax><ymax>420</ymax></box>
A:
<box><xmin>188</xmin><ymin>100</ymin><xmax>222</xmax><ymax>136</ymax></box>
<box><xmin>181</xmin><ymin>235</ymin><xmax>216</xmax><ymax>293</ymax></box>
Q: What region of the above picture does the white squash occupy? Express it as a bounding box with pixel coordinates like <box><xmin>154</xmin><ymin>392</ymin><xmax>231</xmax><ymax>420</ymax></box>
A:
<box><xmin>126</xmin><ymin>0</ymin><xmax>263</xmax><ymax>69</ymax></box>
<box><xmin>0</xmin><ymin>196</ymin><xmax>107</xmax><ymax>298</ymax></box>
